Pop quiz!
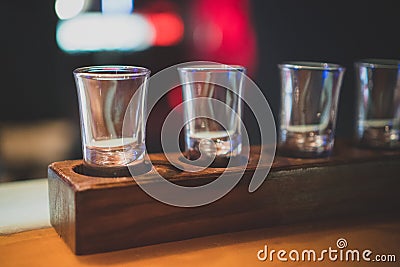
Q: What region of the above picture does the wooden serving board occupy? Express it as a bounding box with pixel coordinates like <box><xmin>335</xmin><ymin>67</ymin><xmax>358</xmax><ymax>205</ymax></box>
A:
<box><xmin>48</xmin><ymin>143</ymin><xmax>400</xmax><ymax>255</ymax></box>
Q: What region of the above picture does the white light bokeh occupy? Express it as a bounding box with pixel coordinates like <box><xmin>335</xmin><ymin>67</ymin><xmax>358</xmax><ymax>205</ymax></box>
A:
<box><xmin>55</xmin><ymin>0</ymin><xmax>86</xmax><ymax>20</ymax></box>
<box><xmin>102</xmin><ymin>0</ymin><xmax>133</xmax><ymax>14</ymax></box>
<box><xmin>56</xmin><ymin>13</ymin><xmax>155</xmax><ymax>53</ymax></box>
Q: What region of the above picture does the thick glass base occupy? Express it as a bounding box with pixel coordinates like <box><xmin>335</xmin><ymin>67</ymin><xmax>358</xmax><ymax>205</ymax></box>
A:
<box><xmin>358</xmin><ymin>127</ymin><xmax>400</xmax><ymax>149</ymax></box>
<box><xmin>278</xmin><ymin>131</ymin><xmax>334</xmax><ymax>158</ymax></box>
<box><xmin>186</xmin><ymin>133</ymin><xmax>242</xmax><ymax>159</ymax></box>
<box><xmin>84</xmin><ymin>141</ymin><xmax>145</xmax><ymax>167</ymax></box>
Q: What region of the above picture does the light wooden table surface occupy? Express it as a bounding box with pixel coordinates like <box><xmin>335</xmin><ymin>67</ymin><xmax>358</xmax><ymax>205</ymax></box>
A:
<box><xmin>0</xmin><ymin>179</ymin><xmax>399</xmax><ymax>266</ymax></box>
<box><xmin>1</xmin><ymin>217</ymin><xmax>399</xmax><ymax>266</ymax></box>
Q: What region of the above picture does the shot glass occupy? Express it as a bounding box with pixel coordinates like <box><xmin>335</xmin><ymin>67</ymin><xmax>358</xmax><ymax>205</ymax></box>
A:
<box><xmin>278</xmin><ymin>62</ymin><xmax>345</xmax><ymax>157</ymax></box>
<box><xmin>73</xmin><ymin>66</ymin><xmax>150</xmax><ymax>170</ymax></box>
<box><xmin>178</xmin><ymin>64</ymin><xmax>246</xmax><ymax>164</ymax></box>
<box><xmin>355</xmin><ymin>59</ymin><xmax>400</xmax><ymax>149</ymax></box>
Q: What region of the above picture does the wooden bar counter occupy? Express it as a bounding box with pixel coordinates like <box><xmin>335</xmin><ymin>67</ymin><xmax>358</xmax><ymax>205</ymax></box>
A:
<box><xmin>1</xmin><ymin>142</ymin><xmax>399</xmax><ymax>265</ymax></box>
<box><xmin>1</xmin><ymin>216</ymin><xmax>399</xmax><ymax>266</ymax></box>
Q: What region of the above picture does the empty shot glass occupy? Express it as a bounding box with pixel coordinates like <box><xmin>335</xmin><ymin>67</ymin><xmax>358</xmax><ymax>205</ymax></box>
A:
<box><xmin>178</xmin><ymin>64</ymin><xmax>246</xmax><ymax>164</ymax></box>
<box><xmin>73</xmin><ymin>66</ymin><xmax>150</xmax><ymax>170</ymax></box>
<box><xmin>278</xmin><ymin>62</ymin><xmax>345</xmax><ymax>157</ymax></box>
<box><xmin>355</xmin><ymin>59</ymin><xmax>400</xmax><ymax>149</ymax></box>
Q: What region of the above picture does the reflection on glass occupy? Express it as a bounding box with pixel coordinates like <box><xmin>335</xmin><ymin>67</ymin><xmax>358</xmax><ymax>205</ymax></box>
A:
<box><xmin>278</xmin><ymin>62</ymin><xmax>345</xmax><ymax>157</ymax></box>
<box><xmin>74</xmin><ymin>65</ymin><xmax>149</xmax><ymax>168</ymax></box>
<box><xmin>178</xmin><ymin>64</ymin><xmax>245</xmax><ymax>161</ymax></box>
<box><xmin>355</xmin><ymin>59</ymin><xmax>400</xmax><ymax>149</ymax></box>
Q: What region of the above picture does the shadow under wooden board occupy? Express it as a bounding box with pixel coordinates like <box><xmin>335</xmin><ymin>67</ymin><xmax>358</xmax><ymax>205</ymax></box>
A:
<box><xmin>48</xmin><ymin>141</ymin><xmax>400</xmax><ymax>255</ymax></box>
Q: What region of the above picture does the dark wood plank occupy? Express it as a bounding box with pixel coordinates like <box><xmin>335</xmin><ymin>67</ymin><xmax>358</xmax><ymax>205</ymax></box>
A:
<box><xmin>48</xmin><ymin>142</ymin><xmax>400</xmax><ymax>254</ymax></box>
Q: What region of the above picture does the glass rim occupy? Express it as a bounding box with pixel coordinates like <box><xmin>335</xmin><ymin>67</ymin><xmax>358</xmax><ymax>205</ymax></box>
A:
<box><xmin>279</xmin><ymin>61</ymin><xmax>345</xmax><ymax>71</ymax></box>
<box><xmin>73</xmin><ymin>65</ymin><xmax>151</xmax><ymax>78</ymax></box>
<box><xmin>178</xmin><ymin>64</ymin><xmax>246</xmax><ymax>72</ymax></box>
<box><xmin>355</xmin><ymin>59</ymin><xmax>400</xmax><ymax>69</ymax></box>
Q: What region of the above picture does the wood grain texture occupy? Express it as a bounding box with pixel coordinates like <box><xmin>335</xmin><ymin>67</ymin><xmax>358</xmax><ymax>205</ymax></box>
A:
<box><xmin>2</xmin><ymin>217</ymin><xmax>400</xmax><ymax>267</ymax></box>
<box><xmin>48</xmin><ymin>143</ymin><xmax>400</xmax><ymax>254</ymax></box>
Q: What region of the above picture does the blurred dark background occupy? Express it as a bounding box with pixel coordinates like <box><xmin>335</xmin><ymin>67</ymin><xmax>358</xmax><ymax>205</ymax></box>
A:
<box><xmin>1</xmin><ymin>0</ymin><xmax>399</xmax><ymax>181</ymax></box>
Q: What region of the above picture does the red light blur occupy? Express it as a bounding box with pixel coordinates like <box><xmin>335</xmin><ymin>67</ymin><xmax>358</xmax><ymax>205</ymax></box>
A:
<box><xmin>189</xmin><ymin>0</ymin><xmax>257</xmax><ymax>74</ymax></box>
<box><xmin>146</xmin><ymin>13</ymin><xmax>184</xmax><ymax>46</ymax></box>
<box><xmin>168</xmin><ymin>0</ymin><xmax>258</xmax><ymax>108</ymax></box>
